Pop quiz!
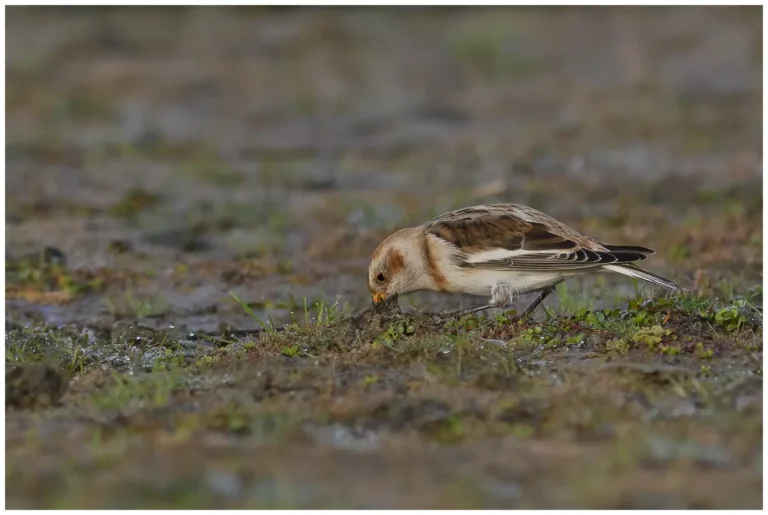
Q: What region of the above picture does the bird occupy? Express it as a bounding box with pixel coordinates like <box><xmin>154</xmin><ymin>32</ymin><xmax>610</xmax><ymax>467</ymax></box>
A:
<box><xmin>367</xmin><ymin>203</ymin><xmax>681</xmax><ymax>317</ymax></box>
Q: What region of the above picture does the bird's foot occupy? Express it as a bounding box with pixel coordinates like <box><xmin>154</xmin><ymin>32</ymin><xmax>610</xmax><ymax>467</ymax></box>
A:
<box><xmin>520</xmin><ymin>284</ymin><xmax>559</xmax><ymax>318</ymax></box>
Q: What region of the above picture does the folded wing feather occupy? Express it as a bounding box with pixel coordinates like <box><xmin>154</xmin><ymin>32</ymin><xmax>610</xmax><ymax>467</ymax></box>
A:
<box><xmin>426</xmin><ymin>214</ymin><xmax>650</xmax><ymax>272</ymax></box>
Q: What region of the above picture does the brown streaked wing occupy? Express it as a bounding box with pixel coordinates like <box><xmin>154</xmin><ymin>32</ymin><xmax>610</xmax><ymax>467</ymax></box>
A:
<box><xmin>426</xmin><ymin>214</ymin><xmax>579</xmax><ymax>255</ymax></box>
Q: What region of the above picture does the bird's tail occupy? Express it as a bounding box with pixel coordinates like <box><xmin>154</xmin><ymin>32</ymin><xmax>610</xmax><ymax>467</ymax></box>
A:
<box><xmin>603</xmin><ymin>263</ymin><xmax>682</xmax><ymax>293</ymax></box>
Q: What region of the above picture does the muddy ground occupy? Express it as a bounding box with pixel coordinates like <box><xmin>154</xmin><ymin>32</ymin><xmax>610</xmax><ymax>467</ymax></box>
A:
<box><xmin>5</xmin><ymin>6</ymin><xmax>763</xmax><ymax>509</ymax></box>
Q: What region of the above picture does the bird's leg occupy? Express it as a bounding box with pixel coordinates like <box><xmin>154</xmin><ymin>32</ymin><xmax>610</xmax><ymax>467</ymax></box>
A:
<box><xmin>521</xmin><ymin>284</ymin><xmax>558</xmax><ymax>318</ymax></box>
<box><xmin>446</xmin><ymin>283</ymin><xmax>511</xmax><ymax>317</ymax></box>
<box><xmin>449</xmin><ymin>304</ymin><xmax>494</xmax><ymax>316</ymax></box>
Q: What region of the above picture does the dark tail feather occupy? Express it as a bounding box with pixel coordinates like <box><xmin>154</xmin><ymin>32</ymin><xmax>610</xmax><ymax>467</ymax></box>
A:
<box><xmin>603</xmin><ymin>263</ymin><xmax>682</xmax><ymax>293</ymax></box>
<box><xmin>609</xmin><ymin>250</ymin><xmax>653</xmax><ymax>263</ymax></box>
<box><xmin>599</xmin><ymin>243</ymin><xmax>656</xmax><ymax>256</ymax></box>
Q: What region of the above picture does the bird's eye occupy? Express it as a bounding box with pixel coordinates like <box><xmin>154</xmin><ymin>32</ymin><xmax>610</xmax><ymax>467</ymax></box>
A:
<box><xmin>376</xmin><ymin>272</ymin><xmax>385</xmax><ymax>282</ymax></box>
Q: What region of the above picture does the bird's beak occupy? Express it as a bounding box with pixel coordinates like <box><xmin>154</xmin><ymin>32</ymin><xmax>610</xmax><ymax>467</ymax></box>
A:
<box><xmin>372</xmin><ymin>292</ymin><xmax>386</xmax><ymax>304</ymax></box>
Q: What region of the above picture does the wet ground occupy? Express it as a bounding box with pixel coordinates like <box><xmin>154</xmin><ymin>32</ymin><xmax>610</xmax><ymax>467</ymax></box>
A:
<box><xmin>5</xmin><ymin>6</ymin><xmax>763</xmax><ymax>509</ymax></box>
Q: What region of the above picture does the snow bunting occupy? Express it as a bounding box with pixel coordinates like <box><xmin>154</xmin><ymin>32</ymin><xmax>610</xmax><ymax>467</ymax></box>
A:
<box><xmin>368</xmin><ymin>203</ymin><xmax>681</xmax><ymax>316</ymax></box>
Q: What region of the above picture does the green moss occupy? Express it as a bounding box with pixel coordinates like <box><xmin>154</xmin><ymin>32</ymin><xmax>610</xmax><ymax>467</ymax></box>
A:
<box><xmin>373</xmin><ymin>320</ymin><xmax>416</xmax><ymax>350</ymax></box>
<box><xmin>90</xmin><ymin>370</ymin><xmax>183</xmax><ymax>411</ymax></box>
<box><xmin>714</xmin><ymin>304</ymin><xmax>751</xmax><ymax>333</ymax></box>
<box><xmin>630</xmin><ymin>326</ymin><xmax>671</xmax><ymax>348</ymax></box>
<box><xmin>660</xmin><ymin>345</ymin><xmax>681</xmax><ymax>356</ymax></box>
<box><xmin>605</xmin><ymin>338</ymin><xmax>630</xmax><ymax>354</ymax></box>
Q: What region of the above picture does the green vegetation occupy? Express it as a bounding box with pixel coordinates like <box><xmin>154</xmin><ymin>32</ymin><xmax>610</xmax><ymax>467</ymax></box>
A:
<box><xmin>6</xmin><ymin>290</ymin><xmax>762</xmax><ymax>507</ymax></box>
<box><xmin>6</xmin><ymin>249</ymin><xmax>106</xmax><ymax>303</ymax></box>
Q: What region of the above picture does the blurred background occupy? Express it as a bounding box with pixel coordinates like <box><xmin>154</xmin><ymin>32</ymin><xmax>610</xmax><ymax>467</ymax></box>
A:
<box><xmin>5</xmin><ymin>6</ymin><xmax>764</xmax><ymax>510</ymax></box>
<box><xmin>6</xmin><ymin>6</ymin><xmax>762</xmax><ymax>329</ymax></box>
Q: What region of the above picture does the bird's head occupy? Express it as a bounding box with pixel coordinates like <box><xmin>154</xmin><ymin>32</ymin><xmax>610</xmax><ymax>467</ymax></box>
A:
<box><xmin>368</xmin><ymin>228</ymin><xmax>424</xmax><ymax>304</ymax></box>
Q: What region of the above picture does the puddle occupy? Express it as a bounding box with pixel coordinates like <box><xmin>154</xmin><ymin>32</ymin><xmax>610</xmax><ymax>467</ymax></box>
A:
<box><xmin>305</xmin><ymin>423</ymin><xmax>382</xmax><ymax>452</ymax></box>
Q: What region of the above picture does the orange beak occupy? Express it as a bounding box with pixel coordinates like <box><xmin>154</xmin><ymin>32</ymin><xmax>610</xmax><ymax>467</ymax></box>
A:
<box><xmin>372</xmin><ymin>292</ymin><xmax>386</xmax><ymax>304</ymax></box>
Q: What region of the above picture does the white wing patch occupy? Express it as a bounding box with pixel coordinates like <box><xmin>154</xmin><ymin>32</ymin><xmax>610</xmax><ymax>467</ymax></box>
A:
<box><xmin>464</xmin><ymin>247</ymin><xmax>559</xmax><ymax>264</ymax></box>
<box><xmin>464</xmin><ymin>248</ymin><xmax>521</xmax><ymax>263</ymax></box>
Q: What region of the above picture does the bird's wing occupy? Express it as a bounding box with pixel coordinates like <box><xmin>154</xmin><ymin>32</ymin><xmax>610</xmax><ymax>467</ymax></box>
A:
<box><xmin>424</xmin><ymin>205</ymin><xmax>650</xmax><ymax>272</ymax></box>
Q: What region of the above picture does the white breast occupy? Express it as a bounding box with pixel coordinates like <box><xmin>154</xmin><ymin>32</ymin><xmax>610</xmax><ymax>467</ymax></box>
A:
<box><xmin>451</xmin><ymin>269</ymin><xmax>566</xmax><ymax>297</ymax></box>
